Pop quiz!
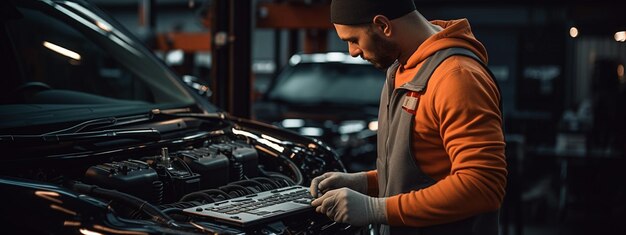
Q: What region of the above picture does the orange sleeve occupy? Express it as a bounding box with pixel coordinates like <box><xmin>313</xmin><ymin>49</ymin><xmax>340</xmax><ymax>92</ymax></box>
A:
<box><xmin>366</xmin><ymin>170</ymin><xmax>379</xmax><ymax>196</ymax></box>
<box><xmin>386</xmin><ymin>65</ymin><xmax>507</xmax><ymax>227</ymax></box>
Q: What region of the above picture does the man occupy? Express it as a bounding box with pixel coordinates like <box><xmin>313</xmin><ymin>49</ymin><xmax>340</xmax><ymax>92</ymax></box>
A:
<box><xmin>309</xmin><ymin>0</ymin><xmax>507</xmax><ymax>234</ymax></box>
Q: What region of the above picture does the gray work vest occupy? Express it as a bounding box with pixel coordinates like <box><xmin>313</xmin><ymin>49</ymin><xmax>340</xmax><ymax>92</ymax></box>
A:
<box><xmin>377</xmin><ymin>48</ymin><xmax>501</xmax><ymax>235</ymax></box>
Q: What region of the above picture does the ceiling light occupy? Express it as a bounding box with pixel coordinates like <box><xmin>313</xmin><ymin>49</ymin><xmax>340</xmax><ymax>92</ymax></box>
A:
<box><xmin>300</xmin><ymin>127</ymin><xmax>323</xmax><ymax>137</ymax></box>
<box><xmin>569</xmin><ymin>27</ymin><xmax>579</xmax><ymax>38</ymax></box>
<box><xmin>289</xmin><ymin>54</ymin><xmax>301</xmax><ymax>65</ymax></box>
<box><xmin>615</xmin><ymin>31</ymin><xmax>626</xmax><ymax>42</ymax></box>
<box><xmin>165</xmin><ymin>50</ymin><xmax>184</xmax><ymax>65</ymax></box>
<box><xmin>281</xmin><ymin>119</ymin><xmax>305</xmax><ymax>128</ymax></box>
<box><xmin>368</xmin><ymin>121</ymin><xmax>378</xmax><ymax>131</ymax></box>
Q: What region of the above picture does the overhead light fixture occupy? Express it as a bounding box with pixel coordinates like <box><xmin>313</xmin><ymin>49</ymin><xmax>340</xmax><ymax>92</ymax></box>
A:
<box><xmin>311</xmin><ymin>54</ymin><xmax>326</xmax><ymax>63</ymax></box>
<box><xmin>338</xmin><ymin>121</ymin><xmax>365</xmax><ymax>134</ymax></box>
<box><xmin>281</xmin><ymin>119</ymin><xmax>305</xmax><ymax>128</ymax></box>
<box><xmin>569</xmin><ymin>27</ymin><xmax>579</xmax><ymax>38</ymax></box>
<box><xmin>43</xmin><ymin>41</ymin><xmax>81</xmax><ymax>60</ymax></box>
<box><xmin>299</xmin><ymin>127</ymin><xmax>323</xmax><ymax>137</ymax></box>
<box><xmin>325</xmin><ymin>52</ymin><xmax>345</xmax><ymax>62</ymax></box>
<box><xmin>615</xmin><ymin>31</ymin><xmax>626</xmax><ymax>42</ymax></box>
<box><xmin>165</xmin><ymin>49</ymin><xmax>184</xmax><ymax>65</ymax></box>
<box><xmin>368</xmin><ymin>120</ymin><xmax>378</xmax><ymax>131</ymax></box>
<box><xmin>289</xmin><ymin>54</ymin><xmax>301</xmax><ymax>65</ymax></box>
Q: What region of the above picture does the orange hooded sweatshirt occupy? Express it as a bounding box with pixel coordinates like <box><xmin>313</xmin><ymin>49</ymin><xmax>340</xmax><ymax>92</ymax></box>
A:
<box><xmin>365</xmin><ymin>19</ymin><xmax>507</xmax><ymax>227</ymax></box>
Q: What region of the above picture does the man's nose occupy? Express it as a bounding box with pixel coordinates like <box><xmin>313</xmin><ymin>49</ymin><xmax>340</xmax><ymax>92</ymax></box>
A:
<box><xmin>348</xmin><ymin>44</ymin><xmax>362</xmax><ymax>58</ymax></box>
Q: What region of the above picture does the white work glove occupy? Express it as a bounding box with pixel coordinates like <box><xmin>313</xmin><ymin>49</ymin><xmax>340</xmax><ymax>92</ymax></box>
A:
<box><xmin>309</xmin><ymin>172</ymin><xmax>367</xmax><ymax>198</ymax></box>
<box><xmin>311</xmin><ymin>187</ymin><xmax>387</xmax><ymax>226</ymax></box>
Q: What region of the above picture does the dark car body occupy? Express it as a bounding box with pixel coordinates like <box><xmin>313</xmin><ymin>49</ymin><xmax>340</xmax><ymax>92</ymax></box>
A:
<box><xmin>0</xmin><ymin>1</ymin><xmax>347</xmax><ymax>234</ymax></box>
<box><xmin>254</xmin><ymin>53</ymin><xmax>385</xmax><ymax>172</ymax></box>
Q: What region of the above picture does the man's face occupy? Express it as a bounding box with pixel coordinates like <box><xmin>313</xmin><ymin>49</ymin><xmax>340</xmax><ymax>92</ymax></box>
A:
<box><xmin>334</xmin><ymin>24</ymin><xmax>397</xmax><ymax>70</ymax></box>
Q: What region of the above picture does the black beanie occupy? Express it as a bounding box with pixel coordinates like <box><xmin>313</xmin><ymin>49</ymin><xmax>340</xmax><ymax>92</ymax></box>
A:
<box><xmin>331</xmin><ymin>0</ymin><xmax>416</xmax><ymax>25</ymax></box>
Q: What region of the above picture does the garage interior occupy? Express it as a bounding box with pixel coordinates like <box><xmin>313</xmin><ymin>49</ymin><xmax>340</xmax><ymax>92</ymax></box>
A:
<box><xmin>93</xmin><ymin>1</ymin><xmax>625</xmax><ymax>233</ymax></box>
<box><xmin>2</xmin><ymin>0</ymin><xmax>625</xmax><ymax>234</ymax></box>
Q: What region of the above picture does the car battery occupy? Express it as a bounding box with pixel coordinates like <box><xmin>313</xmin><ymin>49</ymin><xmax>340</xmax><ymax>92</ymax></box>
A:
<box><xmin>180</xmin><ymin>147</ymin><xmax>230</xmax><ymax>189</ymax></box>
<box><xmin>209</xmin><ymin>142</ymin><xmax>258</xmax><ymax>181</ymax></box>
<box><xmin>165</xmin><ymin>165</ymin><xmax>201</xmax><ymax>201</ymax></box>
<box><xmin>84</xmin><ymin>160</ymin><xmax>160</xmax><ymax>203</ymax></box>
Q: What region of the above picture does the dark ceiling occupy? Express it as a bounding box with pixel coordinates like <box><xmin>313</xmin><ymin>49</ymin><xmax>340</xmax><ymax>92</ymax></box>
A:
<box><xmin>93</xmin><ymin>0</ymin><xmax>625</xmax><ymax>33</ymax></box>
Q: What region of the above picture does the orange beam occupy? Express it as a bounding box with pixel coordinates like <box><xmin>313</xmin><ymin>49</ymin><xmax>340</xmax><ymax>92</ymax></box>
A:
<box><xmin>256</xmin><ymin>3</ymin><xmax>333</xmax><ymax>29</ymax></box>
<box><xmin>155</xmin><ymin>32</ymin><xmax>212</xmax><ymax>52</ymax></box>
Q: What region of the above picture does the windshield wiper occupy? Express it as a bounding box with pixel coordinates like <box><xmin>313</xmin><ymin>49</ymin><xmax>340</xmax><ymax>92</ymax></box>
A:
<box><xmin>41</xmin><ymin>108</ymin><xmax>189</xmax><ymax>135</ymax></box>
<box><xmin>153</xmin><ymin>109</ymin><xmax>228</xmax><ymax>120</ymax></box>
<box><xmin>0</xmin><ymin>128</ymin><xmax>161</xmax><ymax>144</ymax></box>
<box><xmin>43</xmin><ymin>112</ymin><xmax>156</xmax><ymax>135</ymax></box>
<box><xmin>2</xmin><ymin>108</ymin><xmax>228</xmax><ymax>145</ymax></box>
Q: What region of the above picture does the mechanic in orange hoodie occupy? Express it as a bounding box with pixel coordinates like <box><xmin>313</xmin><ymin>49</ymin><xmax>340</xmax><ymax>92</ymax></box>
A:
<box><xmin>309</xmin><ymin>0</ymin><xmax>507</xmax><ymax>234</ymax></box>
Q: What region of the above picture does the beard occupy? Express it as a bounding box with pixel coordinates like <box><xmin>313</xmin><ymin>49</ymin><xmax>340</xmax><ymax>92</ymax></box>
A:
<box><xmin>366</xmin><ymin>32</ymin><xmax>398</xmax><ymax>70</ymax></box>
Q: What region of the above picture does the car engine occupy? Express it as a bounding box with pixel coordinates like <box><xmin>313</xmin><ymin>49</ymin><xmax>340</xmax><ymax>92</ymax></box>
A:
<box><xmin>0</xmin><ymin>115</ymin><xmax>361</xmax><ymax>234</ymax></box>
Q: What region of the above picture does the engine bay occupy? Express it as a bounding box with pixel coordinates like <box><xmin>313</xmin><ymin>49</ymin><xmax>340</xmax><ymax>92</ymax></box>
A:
<box><xmin>0</xmin><ymin>114</ymin><xmax>360</xmax><ymax>234</ymax></box>
<box><xmin>0</xmin><ymin>1</ymin><xmax>365</xmax><ymax>233</ymax></box>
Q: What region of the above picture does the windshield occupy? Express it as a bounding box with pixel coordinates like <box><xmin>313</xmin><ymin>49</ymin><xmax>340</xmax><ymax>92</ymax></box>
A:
<box><xmin>267</xmin><ymin>63</ymin><xmax>385</xmax><ymax>106</ymax></box>
<box><xmin>0</xmin><ymin>0</ymin><xmax>204</xmax><ymax>130</ymax></box>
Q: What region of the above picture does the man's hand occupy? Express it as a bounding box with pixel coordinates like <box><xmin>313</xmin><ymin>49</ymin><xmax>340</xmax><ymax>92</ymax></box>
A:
<box><xmin>309</xmin><ymin>172</ymin><xmax>367</xmax><ymax>198</ymax></box>
<box><xmin>311</xmin><ymin>187</ymin><xmax>386</xmax><ymax>226</ymax></box>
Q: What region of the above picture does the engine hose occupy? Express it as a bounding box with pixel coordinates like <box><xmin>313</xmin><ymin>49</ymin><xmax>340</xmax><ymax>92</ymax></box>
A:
<box><xmin>219</xmin><ymin>184</ymin><xmax>253</xmax><ymax>197</ymax></box>
<box><xmin>258</xmin><ymin>167</ymin><xmax>297</xmax><ymax>187</ymax></box>
<box><xmin>282</xmin><ymin>157</ymin><xmax>303</xmax><ymax>185</ymax></box>
<box><xmin>244</xmin><ymin>178</ymin><xmax>271</xmax><ymax>191</ymax></box>
<box><xmin>196</xmin><ymin>189</ymin><xmax>231</xmax><ymax>201</ymax></box>
<box><xmin>179</xmin><ymin>192</ymin><xmax>215</xmax><ymax>203</ymax></box>
<box><xmin>162</xmin><ymin>208</ymin><xmax>184</xmax><ymax>215</ymax></box>
<box><xmin>230</xmin><ymin>179</ymin><xmax>265</xmax><ymax>193</ymax></box>
<box><xmin>231</xmin><ymin>161</ymin><xmax>244</xmax><ymax>181</ymax></box>
<box><xmin>71</xmin><ymin>182</ymin><xmax>174</xmax><ymax>227</ymax></box>
<box><xmin>152</xmin><ymin>181</ymin><xmax>163</xmax><ymax>205</ymax></box>
<box><xmin>267</xmin><ymin>172</ymin><xmax>296</xmax><ymax>187</ymax></box>
<box><xmin>259</xmin><ymin>157</ymin><xmax>303</xmax><ymax>186</ymax></box>
<box><xmin>251</xmin><ymin>177</ymin><xmax>281</xmax><ymax>190</ymax></box>
<box><xmin>159</xmin><ymin>201</ymin><xmax>202</xmax><ymax>210</ymax></box>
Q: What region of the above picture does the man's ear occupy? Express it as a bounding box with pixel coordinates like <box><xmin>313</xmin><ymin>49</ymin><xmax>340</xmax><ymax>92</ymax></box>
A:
<box><xmin>372</xmin><ymin>15</ymin><xmax>391</xmax><ymax>36</ymax></box>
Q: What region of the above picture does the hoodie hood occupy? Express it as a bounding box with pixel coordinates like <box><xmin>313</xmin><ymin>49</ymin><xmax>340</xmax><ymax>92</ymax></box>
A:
<box><xmin>400</xmin><ymin>19</ymin><xmax>488</xmax><ymax>72</ymax></box>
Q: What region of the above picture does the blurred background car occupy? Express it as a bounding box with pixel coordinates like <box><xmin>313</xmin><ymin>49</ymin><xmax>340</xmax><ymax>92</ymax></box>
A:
<box><xmin>254</xmin><ymin>52</ymin><xmax>385</xmax><ymax>172</ymax></box>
